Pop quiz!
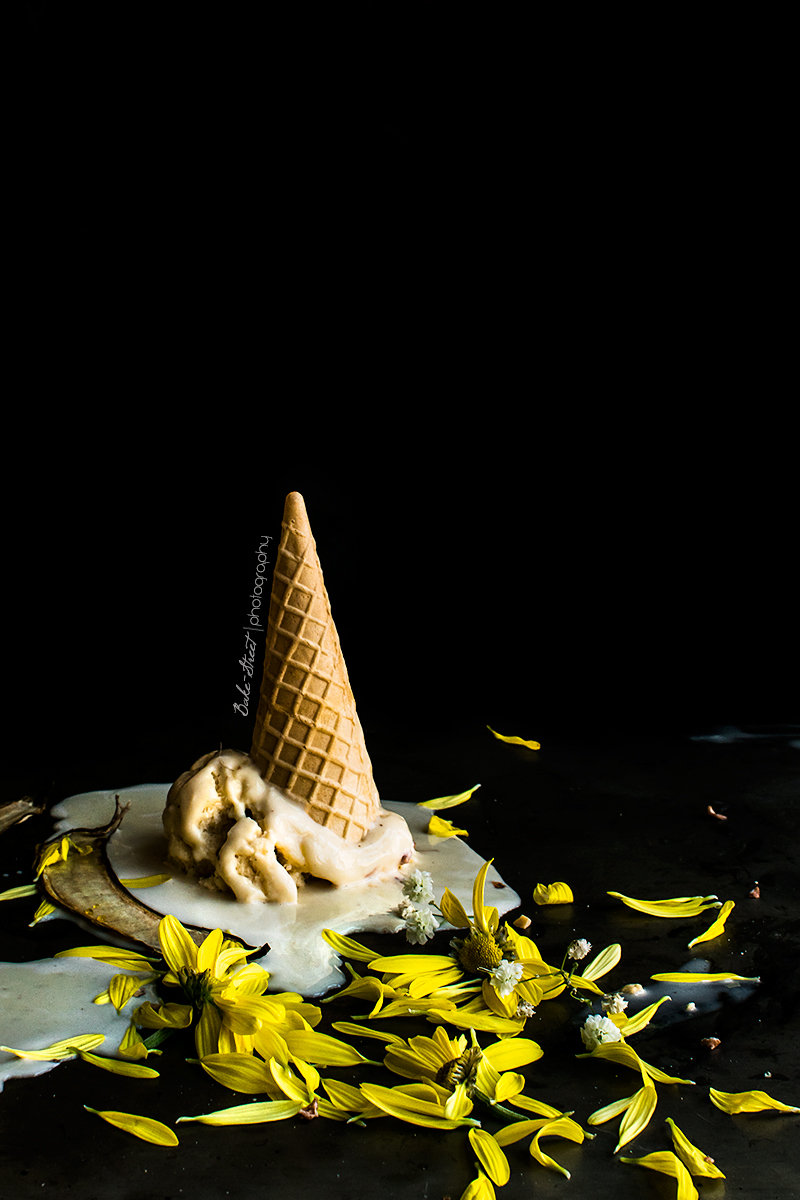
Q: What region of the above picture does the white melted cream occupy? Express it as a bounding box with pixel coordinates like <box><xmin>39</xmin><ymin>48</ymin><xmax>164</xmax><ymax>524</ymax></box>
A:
<box><xmin>163</xmin><ymin>751</ymin><xmax>415</xmax><ymax>904</ymax></box>
<box><xmin>51</xmin><ymin>784</ymin><xmax>521</xmax><ymax>996</ymax></box>
<box><xmin>0</xmin><ymin>957</ymin><xmax>159</xmax><ymax>1092</ymax></box>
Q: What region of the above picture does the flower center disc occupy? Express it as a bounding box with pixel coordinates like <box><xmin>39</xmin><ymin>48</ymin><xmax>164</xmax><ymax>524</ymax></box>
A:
<box><xmin>457</xmin><ymin>932</ymin><xmax>503</xmax><ymax>973</ymax></box>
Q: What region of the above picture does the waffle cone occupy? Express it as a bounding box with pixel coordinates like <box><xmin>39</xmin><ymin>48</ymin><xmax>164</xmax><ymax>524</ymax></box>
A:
<box><xmin>250</xmin><ymin>492</ymin><xmax>381</xmax><ymax>842</ymax></box>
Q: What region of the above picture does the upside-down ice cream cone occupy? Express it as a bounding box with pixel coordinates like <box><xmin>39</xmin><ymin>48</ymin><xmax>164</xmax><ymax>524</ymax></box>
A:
<box><xmin>250</xmin><ymin>492</ymin><xmax>381</xmax><ymax>843</ymax></box>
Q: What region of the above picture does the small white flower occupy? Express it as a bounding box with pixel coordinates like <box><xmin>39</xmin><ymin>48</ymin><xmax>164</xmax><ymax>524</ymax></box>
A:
<box><xmin>601</xmin><ymin>992</ymin><xmax>628</xmax><ymax>1015</ymax></box>
<box><xmin>404</xmin><ymin>904</ymin><xmax>440</xmax><ymax>945</ymax></box>
<box><xmin>403</xmin><ymin>869</ymin><xmax>435</xmax><ymax>906</ymax></box>
<box><xmin>489</xmin><ymin>959</ymin><xmax>524</xmax><ymax>998</ymax></box>
<box><xmin>581</xmin><ymin>1013</ymin><xmax>623</xmax><ymax>1051</ymax></box>
<box><xmin>568</xmin><ymin>938</ymin><xmax>592</xmax><ymax>961</ymax></box>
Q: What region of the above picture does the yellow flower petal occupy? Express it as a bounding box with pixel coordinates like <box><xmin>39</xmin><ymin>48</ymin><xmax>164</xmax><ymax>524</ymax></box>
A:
<box><xmin>370</xmin><ymin>954</ymin><xmax>456</xmax><ymax>976</ymax></box>
<box><xmin>529</xmin><ymin>1116</ymin><xmax>584</xmax><ymax>1178</ymax></box>
<box><xmin>199</xmin><ymin>1052</ymin><xmax>274</xmax><ymax>1094</ymax></box>
<box><xmin>331</xmin><ymin>1022</ymin><xmax>405</xmax><ymax>1046</ymax></box>
<box><xmin>134</xmin><ymin>1002</ymin><xmax>193</xmax><ymax>1030</ymax></box>
<box><xmin>84</xmin><ymin>1107</ymin><xmax>178</xmax><ymax>1146</ymax></box>
<box><xmin>0</xmin><ymin>883</ymin><xmax>38</xmax><ymax>900</ymax></box>
<box><xmin>533</xmin><ymin>882</ymin><xmax>573</xmax><ymax>905</ymax></box>
<box><xmin>418</xmin><ymin>783</ymin><xmax>481</xmax><ymax>809</ymax></box>
<box><xmin>196</xmin><ymin>928</ymin><xmax>224</xmax><ymax>974</ymax></box>
<box><xmin>55</xmin><ymin>946</ymin><xmax>157</xmax><ymax>970</ymax></box>
<box><xmin>74</xmin><ymin>1050</ymin><xmax>160</xmax><ymax>1078</ymax></box>
<box><xmin>588</xmin><ymin>1092</ymin><xmax>638</xmax><ymax>1125</ymax></box>
<box><xmin>459</xmin><ymin>1172</ymin><xmax>497</xmax><ymax>1200</ymax></box>
<box><xmin>615</xmin><ymin>1084</ymin><xmax>658</xmax><ymax>1152</ymax></box>
<box><xmin>359</xmin><ymin>1083</ymin><xmax>477</xmax><ymax>1130</ymax></box>
<box><xmin>321</xmin><ymin>929</ymin><xmax>378</xmax><ymax>963</ymax></box>
<box><xmin>439</xmin><ymin>889</ymin><xmax>471</xmax><ymax>928</ymax></box>
<box><xmin>494</xmin><ymin>1072</ymin><xmax>526</xmax><ymax>1102</ymax></box>
<box><xmin>282</xmin><ymin>1030</ymin><xmax>377</xmax><ymax>1067</ymax></box>
<box><xmin>651</xmin><ymin>972</ymin><xmax>758</xmax><ymax>983</ymax></box>
<box><xmin>483</xmin><ymin>1038</ymin><xmax>544</xmax><ymax>1071</ymax></box>
<box><xmin>158</xmin><ymin>914</ymin><xmax>198</xmax><ymax>973</ymax></box>
<box><xmin>195</xmin><ymin>1004</ymin><xmax>223</xmax><ymax>1058</ymax></box>
<box><xmin>620</xmin><ymin>1151</ymin><xmax>698</xmax><ymax>1200</ymax></box>
<box><xmin>108</xmin><ymin>973</ymin><xmax>149</xmax><ymax>1013</ymax></box>
<box><xmin>582</xmin><ymin>943</ymin><xmax>621</xmax><ymax>982</ymax></box>
<box><xmin>487</xmin><ymin>726</ymin><xmax>540</xmax><ymax>750</ymax></box>
<box><xmin>427</xmin><ymin>1008</ymin><xmax>525</xmax><ymax>1035</ymax></box>
<box><xmin>268</xmin><ymin>1060</ymin><xmax>314</xmax><ymax>1104</ymax></box>
<box><xmin>0</xmin><ymin>1033</ymin><xmax>105</xmax><ymax>1060</ymax></box>
<box><xmin>618</xmin><ymin>995</ymin><xmax>671</xmax><ymax>1036</ymax></box>
<box><xmin>709</xmin><ymin>1087</ymin><xmax>800</xmax><ymax>1114</ymax></box>
<box><xmin>29</xmin><ymin>899</ymin><xmax>56</xmax><ymax>925</ymax></box>
<box><xmin>507</xmin><ymin>1096</ymin><xmax>561</xmax><ymax>1120</ymax></box>
<box><xmin>323</xmin><ymin>1079</ymin><xmax>372</xmax><ymax>1112</ymax></box>
<box><xmin>177</xmin><ymin>1100</ymin><xmax>303</xmax><ymax>1125</ymax></box>
<box><xmin>472</xmin><ymin>860</ymin><xmax>493</xmax><ymax>936</ymax></box>
<box><xmin>117</xmin><ymin>1022</ymin><xmax>150</xmax><ymax>1060</ymax></box>
<box><xmin>469</xmin><ymin>1128</ymin><xmax>510</xmax><ymax>1186</ymax></box>
<box><xmin>687</xmin><ymin>899</ymin><xmax>735</xmax><ymax>947</ymax></box>
<box><xmin>427</xmin><ymin>815</ymin><xmax>469</xmax><ymax>838</ymax></box>
<box><xmin>119</xmin><ymin>874</ymin><xmax>171</xmax><ymax>888</ymax></box>
<box><xmin>608</xmin><ymin>892</ymin><xmax>720</xmax><ymax>918</ymax></box>
<box><xmin>666</xmin><ymin>1117</ymin><xmax>726</xmax><ymax>1177</ymax></box>
<box><xmin>444</xmin><ymin>1082</ymin><xmax>474</xmax><ymax>1121</ymax></box>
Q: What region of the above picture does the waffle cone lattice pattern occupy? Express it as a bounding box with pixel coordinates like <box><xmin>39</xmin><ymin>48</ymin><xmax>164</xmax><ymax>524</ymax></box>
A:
<box><xmin>250</xmin><ymin>493</ymin><xmax>380</xmax><ymax>842</ymax></box>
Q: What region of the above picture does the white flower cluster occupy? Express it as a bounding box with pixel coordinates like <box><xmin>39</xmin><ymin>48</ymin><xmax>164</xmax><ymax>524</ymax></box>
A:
<box><xmin>400</xmin><ymin>870</ymin><xmax>439</xmax><ymax>945</ymax></box>
<box><xmin>601</xmin><ymin>992</ymin><xmax>628</xmax><ymax>1015</ymax></box>
<box><xmin>580</xmin><ymin>1013</ymin><xmax>622</xmax><ymax>1051</ymax></box>
<box><xmin>489</xmin><ymin>959</ymin><xmax>524</xmax><ymax>998</ymax></box>
<box><xmin>568</xmin><ymin>938</ymin><xmax>592</xmax><ymax>961</ymax></box>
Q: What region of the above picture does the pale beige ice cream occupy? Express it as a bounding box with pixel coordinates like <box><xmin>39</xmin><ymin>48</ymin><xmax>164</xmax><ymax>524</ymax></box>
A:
<box><xmin>163</xmin><ymin>749</ymin><xmax>414</xmax><ymax>904</ymax></box>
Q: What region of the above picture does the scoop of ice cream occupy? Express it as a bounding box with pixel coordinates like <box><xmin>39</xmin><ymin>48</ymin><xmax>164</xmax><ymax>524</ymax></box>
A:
<box><xmin>163</xmin><ymin>749</ymin><xmax>414</xmax><ymax>904</ymax></box>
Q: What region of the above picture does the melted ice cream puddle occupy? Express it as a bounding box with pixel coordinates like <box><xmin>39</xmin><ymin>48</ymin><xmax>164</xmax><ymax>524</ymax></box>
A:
<box><xmin>0</xmin><ymin>957</ymin><xmax>159</xmax><ymax>1091</ymax></box>
<box><xmin>51</xmin><ymin>784</ymin><xmax>520</xmax><ymax>996</ymax></box>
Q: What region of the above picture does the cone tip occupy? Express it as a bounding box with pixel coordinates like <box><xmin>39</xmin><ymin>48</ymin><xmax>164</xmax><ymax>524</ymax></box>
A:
<box><xmin>283</xmin><ymin>491</ymin><xmax>309</xmax><ymax>529</ymax></box>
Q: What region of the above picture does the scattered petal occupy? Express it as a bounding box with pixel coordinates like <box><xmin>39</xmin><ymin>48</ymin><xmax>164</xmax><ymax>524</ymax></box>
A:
<box><xmin>487</xmin><ymin>726</ymin><xmax>541</xmax><ymax>750</ymax></box>
<box><xmin>0</xmin><ymin>884</ymin><xmax>38</xmax><ymax>900</ymax></box>
<box><xmin>119</xmin><ymin>874</ymin><xmax>171</xmax><ymax>888</ymax></box>
<box><xmin>620</xmin><ymin>1151</ymin><xmax>698</xmax><ymax>1200</ymax></box>
<box><xmin>177</xmin><ymin>1100</ymin><xmax>303</xmax><ymax>1125</ymax></box>
<box><xmin>651</xmin><ymin>972</ymin><xmax>758</xmax><ymax>983</ymax></box>
<box><xmin>615</xmin><ymin>1084</ymin><xmax>658</xmax><ymax>1152</ymax></box>
<box><xmin>608</xmin><ymin>892</ymin><xmax>720</xmax><ymax>918</ymax></box>
<box><xmin>1</xmin><ymin>1033</ymin><xmax>105</xmax><ymax>1060</ymax></box>
<box><xmin>666</xmin><ymin>1117</ymin><xmax>726</xmax><ymax>1178</ymax></box>
<box><xmin>533</xmin><ymin>882</ymin><xmax>573</xmax><ymax>905</ymax></box>
<box><xmin>73</xmin><ymin>1050</ymin><xmax>160</xmax><ymax>1078</ymax></box>
<box><xmin>469</xmin><ymin>1128</ymin><xmax>510</xmax><ymax>1186</ymax></box>
<box><xmin>459</xmin><ymin>1172</ymin><xmax>497</xmax><ymax>1200</ymax></box>
<box><xmin>427</xmin><ymin>815</ymin><xmax>469</xmax><ymax>838</ymax></box>
<box><xmin>418</xmin><ymin>784</ymin><xmax>481</xmax><ymax>810</ymax></box>
<box><xmin>710</xmin><ymin>1088</ymin><xmax>800</xmax><ymax>1114</ymax></box>
<box><xmin>582</xmin><ymin>943</ymin><xmax>621</xmax><ymax>981</ymax></box>
<box><xmin>321</xmin><ymin>929</ymin><xmax>377</xmax><ymax>963</ymax></box>
<box><xmin>55</xmin><ymin>946</ymin><xmax>158</xmax><ymax>970</ymax></box>
<box><xmin>84</xmin><ymin>1107</ymin><xmax>178</xmax><ymax>1146</ymax></box>
<box><xmin>513</xmin><ymin>914</ymin><xmax>531</xmax><ymax>930</ymax></box>
<box><xmin>688</xmin><ymin>900</ymin><xmax>735</xmax><ymax>948</ymax></box>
